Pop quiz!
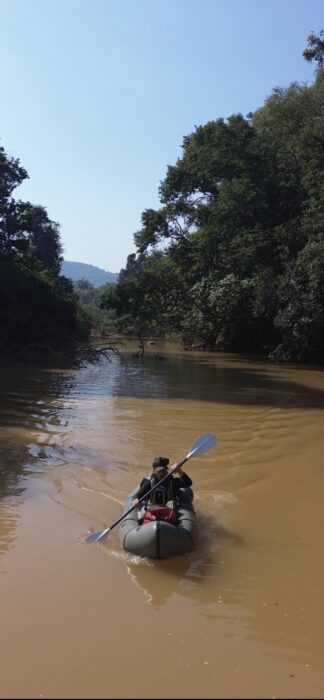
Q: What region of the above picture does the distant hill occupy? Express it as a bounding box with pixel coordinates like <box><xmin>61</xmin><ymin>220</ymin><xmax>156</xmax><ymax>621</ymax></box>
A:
<box><xmin>61</xmin><ymin>261</ymin><xmax>119</xmax><ymax>287</ymax></box>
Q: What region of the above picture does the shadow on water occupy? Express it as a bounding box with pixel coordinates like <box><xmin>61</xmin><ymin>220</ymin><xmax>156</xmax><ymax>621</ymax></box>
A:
<box><xmin>115</xmin><ymin>353</ymin><xmax>324</xmax><ymax>409</ymax></box>
<box><xmin>1</xmin><ymin>350</ymin><xmax>324</xmax><ymax>434</ymax></box>
<box><xmin>0</xmin><ymin>360</ymin><xmax>78</xmax><ymax>510</ymax></box>
<box><xmin>1</xmin><ymin>348</ymin><xmax>324</xmax><ymax>509</ymax></box>
<box><xmin>40</xmin><ymin>349</ymin><xmax>324</xmax><ymax>410</ymax></box>
<box><xmin>121</xmin><ymin>513</ymin><xmax>243</xmax><ymax>613</ymax></box>
<box><xmin>0</xmin><ymin>348</ymin><xmax>323</xmax><ymax>493</ymax></box>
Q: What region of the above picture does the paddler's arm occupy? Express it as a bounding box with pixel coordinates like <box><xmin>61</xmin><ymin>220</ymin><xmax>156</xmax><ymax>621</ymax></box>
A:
<box><xmin>170</xmin><ymin>463</ymin><xmax>192</xmax><ymax>487</ymax></box>
<box><xmin>132</xmin><ymin>478</ymin><xmax>151</xmax><ymax>506</ymax></box>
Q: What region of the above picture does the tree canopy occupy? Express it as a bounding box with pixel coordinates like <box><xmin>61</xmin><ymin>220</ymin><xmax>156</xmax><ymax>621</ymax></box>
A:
<box><xmin>3</xmin><ymin>29</ymin><xmax>323</xmax><ymax>365</ymax></box>
<box><xmin>102</xmin><ymin>31</ymin><xmax>324</xmax><ymax>364</ymax></box>
<box><xmin>0</xmin><ymin>144</ymin><xmax>90</xmax><ymax>358</ymax></box>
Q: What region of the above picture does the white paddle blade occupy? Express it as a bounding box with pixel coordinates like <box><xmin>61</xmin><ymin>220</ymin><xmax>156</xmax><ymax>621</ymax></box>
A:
<box><xmin>186</xmin><ymin>432</ymin><xmax>218</xmax><ymax>459</ymax></box>
<box><xmin>85</xmin><ymin>527</ymin><xmax>111</xmax><ymax>544</ymax></box>
<box><xmin>84</xmin><ymin>433</ymin><xmax>218</xmax><ymax>544</ymax></box>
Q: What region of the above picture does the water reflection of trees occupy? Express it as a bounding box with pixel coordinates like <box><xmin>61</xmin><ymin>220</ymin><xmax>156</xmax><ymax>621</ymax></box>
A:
<box><xmin>116</xmin><ymin>351</ymin><xmax>324</xmax><ymax>409</ymax></box>
<box><xmin>0</xmin><ymin>360</ymin><xmax>80</xmax><ymax>554</ymax></box>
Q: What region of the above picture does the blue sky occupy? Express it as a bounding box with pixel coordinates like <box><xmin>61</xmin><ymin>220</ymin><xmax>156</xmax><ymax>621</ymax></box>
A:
<box><xmin>1</xmin><ymin>0</ymin><xmax>322</xmax><ymax>273</ymax></box>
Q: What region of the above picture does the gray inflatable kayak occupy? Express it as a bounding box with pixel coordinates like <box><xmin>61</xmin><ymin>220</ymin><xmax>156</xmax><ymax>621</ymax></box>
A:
<box><xmin>118</xmin><ymin>486</ymin><xmax>198</xmax><ymax>559</ymax></box>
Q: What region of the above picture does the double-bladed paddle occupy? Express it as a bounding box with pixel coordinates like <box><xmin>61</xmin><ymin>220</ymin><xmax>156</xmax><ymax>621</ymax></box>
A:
<box><xmin>85</xmin><ymin>432</ymin><xmax>218</xmax><ymax>544</ymax></box>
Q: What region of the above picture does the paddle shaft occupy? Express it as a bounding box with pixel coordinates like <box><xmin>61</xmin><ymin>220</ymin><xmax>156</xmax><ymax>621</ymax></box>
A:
<box><xmin>85</xmin><ymin>433</ymin><xmax>217</xmax><ymax>543</ymax></box>
<box><xmin>106</xmin><ymin>456</ymin><xmax>189</xmax><ymax>534</ymax></box>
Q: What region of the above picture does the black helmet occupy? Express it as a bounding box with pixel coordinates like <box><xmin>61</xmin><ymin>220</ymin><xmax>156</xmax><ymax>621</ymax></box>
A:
<box><xmin>152</xmin><ymin>456</ymin><xmax>169</xmax><ymax>471</ymax></box>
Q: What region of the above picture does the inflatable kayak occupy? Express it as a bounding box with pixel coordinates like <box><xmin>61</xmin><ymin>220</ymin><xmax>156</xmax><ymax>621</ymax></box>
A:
<box><xmin>118</xmin><ymin>484</ymin><xmax>198</xmax><ymax>559</ymax></box>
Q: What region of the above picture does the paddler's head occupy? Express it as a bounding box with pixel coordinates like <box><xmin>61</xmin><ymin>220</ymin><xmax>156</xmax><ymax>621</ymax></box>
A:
<box><xmin>152</xmin><ymin>456</ymin><xmax>169</xmax><ymax>479</ymax></box>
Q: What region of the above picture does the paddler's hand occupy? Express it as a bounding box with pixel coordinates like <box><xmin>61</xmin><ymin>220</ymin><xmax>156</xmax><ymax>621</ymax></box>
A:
<box><xmin>170</xmin><ymin>463</ymin><xmax>182</xmax><ymax>475</ymax></box>
<box><xmin>132</xmin><ymin>498</ymin><xmax>140</xmax><ymax>506</ymax></box>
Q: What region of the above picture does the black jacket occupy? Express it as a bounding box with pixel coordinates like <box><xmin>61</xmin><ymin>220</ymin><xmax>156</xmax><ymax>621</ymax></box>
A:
<box><xmin>134</xmin><ymin>471</ymin><xmax>192</xmax><ymax>502</ymax></box>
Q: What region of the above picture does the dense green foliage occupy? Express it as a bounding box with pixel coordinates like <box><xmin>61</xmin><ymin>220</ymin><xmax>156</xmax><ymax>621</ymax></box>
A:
<box><xmin>73</xmin><ymin>278</ymin><xmax>116</xmax><ymax>336</ymax></box>
<box><xmin>0</xmin><ymin>147</ymin><xmax>90</xmax><ymax>358</ymax></box>
<box><xmin>102</xmin><ymin>33</ymin><xmax>324</xmax><ymax>363</ymax></box>
<box><xmin>2</xmin><ymin>30</ymin><xmax>323</xmax><ymax>365</ymax></box>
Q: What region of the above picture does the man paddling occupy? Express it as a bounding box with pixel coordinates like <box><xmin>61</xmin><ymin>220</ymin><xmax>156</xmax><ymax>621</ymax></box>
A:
<box><xmin>132</xmin><ymin>456</ymin><xmax>193</xmax><ymax>522</ymax></box>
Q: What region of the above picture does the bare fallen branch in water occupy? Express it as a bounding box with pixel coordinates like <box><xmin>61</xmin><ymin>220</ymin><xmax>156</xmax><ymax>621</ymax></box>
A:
<box><xmin>14</xmin><ymin>341</ymin><xmax>127</xmax><ymax>368</ymax></box>
<box><xmin>62</xmin><ymin>344</ymin><xmax>127</xmax><ymax>368</ymax></box>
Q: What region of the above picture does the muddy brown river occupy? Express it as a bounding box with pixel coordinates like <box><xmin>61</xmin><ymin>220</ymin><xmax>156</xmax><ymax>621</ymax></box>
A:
<box><xmin>0</xmin><ymin>343</ymin><xmax>324</xmax><ymax>699</ymax></box>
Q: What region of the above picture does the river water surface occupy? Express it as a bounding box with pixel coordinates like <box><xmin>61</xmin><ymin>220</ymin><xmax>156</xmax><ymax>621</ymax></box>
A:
<box><xmin>0</xmin><ymin>343</ymin><xmax>324</xmax><ymax>699</ymax></box>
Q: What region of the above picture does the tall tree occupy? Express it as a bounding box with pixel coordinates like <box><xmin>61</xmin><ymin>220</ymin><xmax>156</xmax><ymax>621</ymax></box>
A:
<box><xmin>0</xmin><ymin>142</ymin><xmax>90</xmax><ymax>357</ymax></box>
<box><xmin>303</xmin><ymin>30</ymin><xmax>324</xmax><ymax>69</ymax></box>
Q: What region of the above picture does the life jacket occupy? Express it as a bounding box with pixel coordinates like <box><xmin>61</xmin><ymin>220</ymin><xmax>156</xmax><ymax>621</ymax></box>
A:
<box><xmin>148</xmin><ymin>475</ymin><xmax>174</xmax><ymax>506</ymax></box>
<box><xmin>143</xmin><ymin>506</ymin><xmax>177</xmax><ymax>525</ymax></box>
